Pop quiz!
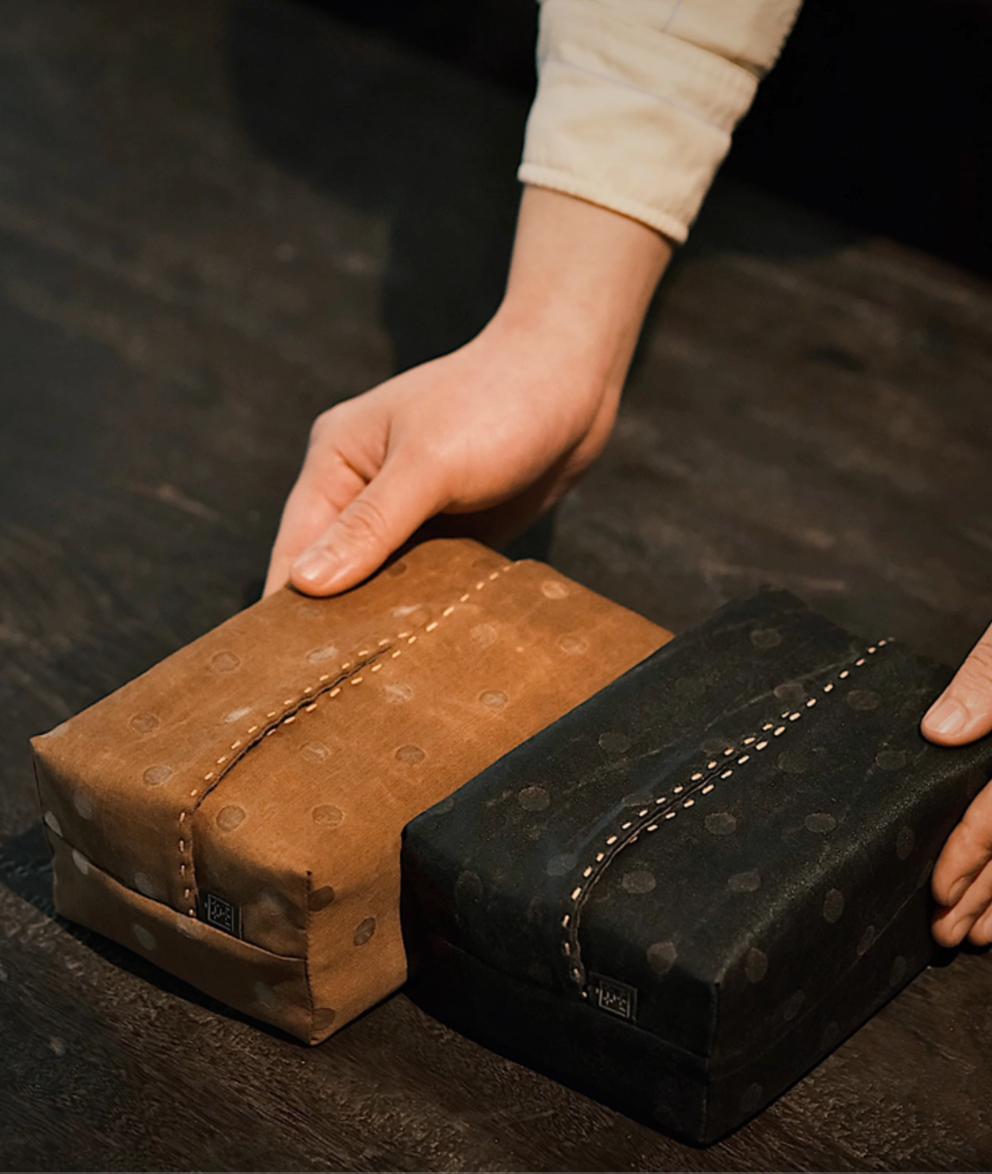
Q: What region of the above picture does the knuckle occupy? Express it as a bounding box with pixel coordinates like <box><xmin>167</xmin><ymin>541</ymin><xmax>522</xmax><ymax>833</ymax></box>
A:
<box><xmin>338</xmin><ymin>495</ymin><xmax>390</xmax><ymax>548</ymax></box>
<box><xmin>964</xmin><ymin>638</ymin><xmax>992</xmax><ymax>686</ymax></box>
<box><xmin>308</xmin><ymin>407</ymin><xmax>339</xmax><ymax>445</ymax></box>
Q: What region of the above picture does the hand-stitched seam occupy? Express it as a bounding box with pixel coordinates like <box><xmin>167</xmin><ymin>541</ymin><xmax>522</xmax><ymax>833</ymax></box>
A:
<box><xmin>177</xmin><ymin>563</ymin><xmax>516</xmax><ymax>916</ymax></box>
<box><xmin>561</xmin><ymin>640</ymin><xmax>890</xmax><ymax>993</ymax></box>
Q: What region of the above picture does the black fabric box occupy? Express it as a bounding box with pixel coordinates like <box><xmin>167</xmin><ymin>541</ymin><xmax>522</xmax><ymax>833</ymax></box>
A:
<box><xmin>401</xmin><ymin>590</ymin><xmax>992</xmax><ymax>1144</ymax></box>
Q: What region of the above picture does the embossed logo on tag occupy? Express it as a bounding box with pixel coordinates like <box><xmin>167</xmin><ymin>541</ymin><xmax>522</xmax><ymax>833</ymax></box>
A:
<box><xmin>590</xmin><ymin>973</ymin><xmax>638</xmax><ymax>1022</ymax></box>
<box><xmin>202</xmin><ymin>891</ymin><xmax>241</xmax><ymax>938</ymax></box>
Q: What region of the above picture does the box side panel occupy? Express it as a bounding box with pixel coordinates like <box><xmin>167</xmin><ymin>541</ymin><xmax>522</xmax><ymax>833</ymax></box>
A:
<box><xmin>49</xmin><ymin>828</ymin><xmax>312</xmax><ymax>1042</ymax></box>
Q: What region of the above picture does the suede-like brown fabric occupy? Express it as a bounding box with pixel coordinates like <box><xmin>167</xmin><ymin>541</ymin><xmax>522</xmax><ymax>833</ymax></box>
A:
<box><xmin>32</xmin><ymin>539</ymin><xmax>670</xmax><ymax>1042</ymax></box>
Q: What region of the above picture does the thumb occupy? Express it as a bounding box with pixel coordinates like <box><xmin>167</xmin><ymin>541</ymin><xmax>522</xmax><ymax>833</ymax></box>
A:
<box><xmin>922</xmin><ymin>621</ymin><xmax>992</xmax><ymax>745</ymax></box>
<box><xmin>289</xmin><ymin>456</ymin><xmax>442</xmax><ymax>596</ymax></box>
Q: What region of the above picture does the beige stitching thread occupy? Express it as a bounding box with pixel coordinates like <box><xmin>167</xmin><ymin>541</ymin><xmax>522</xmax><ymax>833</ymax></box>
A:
<box><xmin>177</xmin><ymin>560</ymin><xmax>519</xmax><ymax>916</ymax></box>
<box><xmin>560</xmin><ymin>639</ymin><xmax>889</xmax><ymax>992</ymax></box>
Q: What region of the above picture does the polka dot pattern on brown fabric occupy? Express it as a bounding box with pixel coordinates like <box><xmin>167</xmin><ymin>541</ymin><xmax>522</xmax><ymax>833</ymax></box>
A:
<box><xmin>479</xmin><ymin>690</ymin><xmax>507</xmax><ymax>709</ymax></box>
<box><xmin>750</xmin><ymin>627</ymin><xmax>781</xmax><ymax>649</ymax></box>
<box><xmin>210</xmin><ymin>650</ymin><xmax>240</xmax><ymax>673</ymax></box>
<box><xmin>395</xmin><ymin>745</ymin><xmax>425</xmax><ymax>765</ymax></box>
<box><xmin>541</xmin><ymin>579</ymin><xmax>570</xmax><ymax>600</ymax></box>
<box><xmin>253</xmin><ymin>980</ymin><xmax>276</xmax><ymax>1007</ymax></box>
<box><xmin>353</xmin><ymin>917</ymin><xmax>376</xmax><ymax>946</ymax></box>
<box><xmin>217</xmin><ymin>804</ymin><xmax>246</xmax><ymax>831</ymax></box>
<box><xmin>133</xmin><ymin>924</ymin><xmax>157</xmax><ymax>951</ymax></box>
<box><xmin>143</xmin><ymin>764</ymin><xmax>171</xmax><ymax>787</ymax></box>
<box><xmin>557</xmin><ymin>634</ymin><xmax>589</xmax><ymax>655</ymax></box>
<box><xmin>312</xmin><ymin>1007</ymin><xmax>337</xmax><ymax>1033</ymax></box>
<box><xmin>130</xmin><ymin>712</ymin><xmax>159</xmax><ymax>734</ymax></box>
<box><xmin>300</xmin><ymin>741</ymin><xmax>331</xmax><ymax>762</ymax></box>
<box><xmin>72</xmin><ymin>790</ymin><xmax>94</xmax><ymax>819</ymax></box>
<box><xmin>470</xmin><ymin>623</ymin><xmax>498</xmax><ymax>648</ymax></box>
<box><xmin>311</xmin><ymin>805</ymin><xmax>344</xmax><ymax>828</ymax></box>
<box><xmin>308</xmin><ymin>885</ymin><xmax>336</xmax><ymax>912</ymax></box>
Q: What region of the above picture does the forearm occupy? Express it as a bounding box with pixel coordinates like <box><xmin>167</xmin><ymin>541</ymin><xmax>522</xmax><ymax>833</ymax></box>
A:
<box><xmin>490</xmin><ymin>185</ymin><xmax>672</xmax><ymax>402</ymax></box>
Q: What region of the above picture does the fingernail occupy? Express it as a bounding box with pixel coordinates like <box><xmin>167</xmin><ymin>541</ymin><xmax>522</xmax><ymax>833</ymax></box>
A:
<box><xmin>923</xmin><ymin>695</ymin><xmax>968</xmax><ymax>737</ymax></box>
<box><xmin>292</xmin><ymin>547</ymin><xmax>336</xmax><ymax>584</ymax></box>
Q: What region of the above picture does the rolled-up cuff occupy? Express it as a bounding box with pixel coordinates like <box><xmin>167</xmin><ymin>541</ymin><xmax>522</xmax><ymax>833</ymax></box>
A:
<box><xmin>520</xmin><ymin>0</ymin><xmax>799</xmax><ymax>241</ymax></box>
<box><xmin>517</xmin><ymin>161</ymin><xmax>692</xmax><ymax>243</ymax></box>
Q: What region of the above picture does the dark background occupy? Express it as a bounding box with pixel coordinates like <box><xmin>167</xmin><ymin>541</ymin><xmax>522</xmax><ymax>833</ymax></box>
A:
<box><xmin>317</xmin><ymin>0</ymin><xmax>992</xmax><ymax>281</ymax></box>
<box><xmin>2</xmin><ymin>1</ymin><xmax>992</xmax><ymax>1168</ymax></box>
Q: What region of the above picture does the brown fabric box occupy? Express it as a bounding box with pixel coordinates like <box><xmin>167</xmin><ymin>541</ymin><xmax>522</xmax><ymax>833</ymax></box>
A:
<box><xmin>31</xmin><ymin>538</ymin><xmax>669</xmax><ymax>1042</ymax></box>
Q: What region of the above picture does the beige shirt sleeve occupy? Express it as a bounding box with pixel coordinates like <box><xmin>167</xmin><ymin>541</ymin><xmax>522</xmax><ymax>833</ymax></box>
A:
<box><xmin>518</xmin><ymin>0</ymin><xmax>803</xmax><ymax>242</ymax></box>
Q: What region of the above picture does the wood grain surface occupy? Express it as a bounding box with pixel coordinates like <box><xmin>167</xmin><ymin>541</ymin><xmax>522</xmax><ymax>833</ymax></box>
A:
<box><xmin>1</xmin><ymin>0</ymin><xmax>992</xmax><ymax>1169</ymax></box>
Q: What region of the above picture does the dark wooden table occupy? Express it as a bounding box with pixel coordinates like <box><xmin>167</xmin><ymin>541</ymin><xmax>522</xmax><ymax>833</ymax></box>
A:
<box><xmin>2</xmin><ymin>0</ymin><xmax>992</xmax><ymax>1168</ymax></box>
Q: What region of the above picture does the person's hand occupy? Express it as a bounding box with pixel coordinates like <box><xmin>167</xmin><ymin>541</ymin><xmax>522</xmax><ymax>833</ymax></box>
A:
<box><xmin>263</xmin><ymin>187</ymin><xmax>672</xmax><ymax>598</ymax></box>
<box><xmin>262</xmin><ymin>323</ymin><xmax>618</xmax><ymax>596</ymax></box>
<box><xmin>921</xmin><ymin>622</ymin><xmax>992</xmax><ymax>945</ymax></box>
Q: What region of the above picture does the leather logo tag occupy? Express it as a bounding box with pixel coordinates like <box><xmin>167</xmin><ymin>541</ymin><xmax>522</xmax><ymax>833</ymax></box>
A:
<box><xmin>590</xmin><ymin>973</ymin><xmax>638</xmax><ymax>1022</ymax></box>
<box><xmin>202</xmin><ymin>891</ymin><xmax>242</xmax><ymax>938</ymax></box>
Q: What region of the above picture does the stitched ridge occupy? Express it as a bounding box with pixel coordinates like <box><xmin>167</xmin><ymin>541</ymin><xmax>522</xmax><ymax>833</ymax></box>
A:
<box><xmin>561</xmin><ymin>640</ymin><xmax>891</xmax><ymax>993</ymax></box>
<box><xmin>177</xmin><ymin>562</ymin><xmax>517</xmax><ymax>917</ymax></box>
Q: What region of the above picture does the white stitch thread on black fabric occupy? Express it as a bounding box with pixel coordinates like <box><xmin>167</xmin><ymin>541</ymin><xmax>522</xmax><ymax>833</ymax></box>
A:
<box><xmin>560</xmin><ymin>641</ymin><xmax>889</xmax><ymax>989</ymax></box>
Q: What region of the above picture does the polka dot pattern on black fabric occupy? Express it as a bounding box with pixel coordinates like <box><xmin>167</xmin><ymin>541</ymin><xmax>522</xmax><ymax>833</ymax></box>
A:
<box><xmin>745</xmin><ymin>948</ymin><xmax>768</xmax><ymax>984</ymax></box>
<box><xmin>805</xmin><ymin>812</ymin><xmax>836</xmax><ymax>834</ymax></box>
<box><xmin>518</xmin><ymin>786</ymin><xmax>550</xmax><ymax>812</ymax></box>
<box><xmin>823</xmin><ymin>889</ymin><xmax>845</xmax><ymax>923</ymax></box>
<box><xmin>896</xmin><ymin>826</ymin><xmax>916</xmax><ymax>860</ymax></box>
<box><xmin>646</xmin><ymin>941</ymin><xmax>677</xmax><ymax>977</ymax></box>
<box><xmin>621</xmin><ymin>869</ymin><xmax>656</xmax><ymax>895</ymax></box>
<box><xmin>728</xmin><ymin>870</ymin><xmax>761</xmax><ymax>893</ymax></box>
<box><xmin>599</xmin><ymin>731</ymin><xmax>632</xmax><ymax>754</ymax></box>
